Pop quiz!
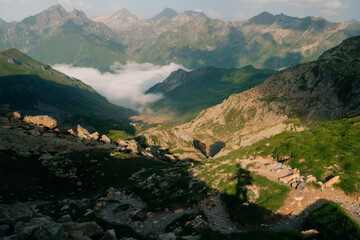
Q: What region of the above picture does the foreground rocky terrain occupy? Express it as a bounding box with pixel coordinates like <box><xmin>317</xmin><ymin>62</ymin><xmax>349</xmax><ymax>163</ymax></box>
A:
<box><xmin>1</xmin><ymin>98</ymin><xmax>360</xmax><ymax>239</ymax></box>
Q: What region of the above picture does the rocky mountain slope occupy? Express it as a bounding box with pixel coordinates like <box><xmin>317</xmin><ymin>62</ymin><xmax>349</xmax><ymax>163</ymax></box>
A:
<box><xmin>146</xmin><ymin>65</ymin><xmax>275</xmax><ymax>121</ymax></box>
<box><xmin>0</xmin><ymin>48</ymin><xmax>136</xmax><ymax>132</ymax></box>
<box><xmin>1</xmin><ymin>5</ymin><xmax>359</xmax><ymax>71</ymax></box>
<box><xmin>144</xmin><ymin>36</ymin><xmax>360</xmax><ymax>156</ymax></box>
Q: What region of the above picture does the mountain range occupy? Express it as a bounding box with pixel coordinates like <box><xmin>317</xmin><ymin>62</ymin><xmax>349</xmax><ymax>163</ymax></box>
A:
<box><xmin>0</xmin><ymin>5</ymin><xmax>359</xmax><ymax>71</ymax></box>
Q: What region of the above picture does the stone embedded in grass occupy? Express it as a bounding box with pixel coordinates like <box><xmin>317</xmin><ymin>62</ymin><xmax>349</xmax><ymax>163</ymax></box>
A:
<box><xmin>324</xmin><ymin>176</ymin><xmax>340</xmax><ymax>188</ymax></box>
<box><xmin>279</xmin><ymin>173</ymin><xmax>300</xmax><ymax>183</ymax></box>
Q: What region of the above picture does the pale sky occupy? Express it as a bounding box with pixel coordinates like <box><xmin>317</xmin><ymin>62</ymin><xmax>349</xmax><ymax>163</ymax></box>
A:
<box><xmin>0</xmin><ymin>0</ymin><xmax>359</xmax><ymax>23</ymax></box>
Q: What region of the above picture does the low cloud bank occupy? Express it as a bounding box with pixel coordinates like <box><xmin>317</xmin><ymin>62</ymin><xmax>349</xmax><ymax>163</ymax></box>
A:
<box><xmin>53</xmin><ymin>62</ymin><xmax>185</xmax><ymax>112</ymax></box>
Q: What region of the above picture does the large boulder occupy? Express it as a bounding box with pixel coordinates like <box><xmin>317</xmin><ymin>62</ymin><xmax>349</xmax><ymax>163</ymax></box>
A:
<box><xmin>77</xmin><ymin>125</ymin><xmax>99</xmax><ymax>140</ymax></box>
<box><xmin>24</xmin><ymin>115</ymin><xmax>57</xmax><ymax>129</ymax></box>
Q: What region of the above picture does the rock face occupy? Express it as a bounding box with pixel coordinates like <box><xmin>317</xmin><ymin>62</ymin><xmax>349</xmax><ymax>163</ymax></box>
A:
<box><xmin>23</xmin><ymin>115</ymin><xmax>58</xmax><ymax>129</ymax></box>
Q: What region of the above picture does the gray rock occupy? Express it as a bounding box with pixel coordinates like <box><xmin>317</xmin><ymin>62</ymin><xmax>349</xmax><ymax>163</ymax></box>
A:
<box><xmin>101</xmin><ymin>135</ymin><xmax>111</xmax><ymax>143</ymax></box>
<box><xmin>63</xmin><ymin>221</ymin><xmax>103</xmax><ymax>237</ymax></box>
<box><xmin>103</xmin><ymin>229</ymin><xmax>117</xmax><ymax>240</ymax></box>
<box><xmin>181</xmin><ymin>235</ymin><xmax>201</xmax><ymax>240</ymax></box>
<box><xmin>0</xmin><ymin>224</ymin><xmax>10</xmax><ymax>237</ymax></box>
<box><xmin>159</xmin><ymin>232</ymin><xmax>176</xmax><ymax>240</ymax></box>
<box><xmin>296</xmin><ymin>182</ymin><xmax>306</xmax><ymax>190</ymax></box>
<box><xmin>18</xmin><ymin>225</ymin><xmax>39</xmax><ymax>239</ymax></box>
<box><xmin>0</xmin><ymin>202</ymin><xmax>33</xmax><ymax>222</ymax></box>
<box><xmin>57</xmin><ymin>214</ymin><xmax>72</xmax><ymax>223</ymax></box>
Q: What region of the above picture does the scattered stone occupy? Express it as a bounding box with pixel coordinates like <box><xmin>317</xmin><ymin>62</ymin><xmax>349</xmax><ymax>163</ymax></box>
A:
<box><xmin>296</xmin><ymin>182</ymin><xmax>306</xmax><ymax>190</ymax></box>
<box><xmin>279</xmin><ymin>173</ymin><xmax>300</xmax><ymax>183</ymax></box>
<box><xmin>13</xmin><ymin>111</ymin><xmax>21</xmax><ymax>119</ymax></box>
<box><xmin>69</xmin><ymin>230</ymin><xmax>84</xmax><ymax>239</ymax></box>
<box><xmin>24</xmin><ymin>115</ymin><xmax>57</xmax><ymax>129</ymax></box>
<box><xmin>68</xmin><ymin>129</ymin><xmax>76</xmax><ymax>135</ymax></box>
<box><xmin>301</xmin><ymin>229</ymin><xmax>319</xmax><ymax>238</ymax></box>
<box><xmin>294</xmin><ymin>196</ymin><xmax>304</xmax><ymax>201</ymax></box>
<box><xmin>324</xmin><ymin>176</ymin><xmax>340</xmax><ymax>188</ymax></box>
<box><xmin>103</xmin><ymin>229</ymin><xmax>117</xmax><ymax>240</ymax></box>
<box><xmin>101</xmin><ymin>134</ymin><xmax>111</xmax><ymax>143</ymax></box>
<box><xmin>159</xmin><ymin>232</ymin><xmax>176</xmax><ymax>240</ymax></box>
<box><xmin>57</xmin><ymin>214</ymin><xmax>72</xmax><ymax>223</ymax></box>
<box><xmin>181</xmin><ymin>235</ymin><xmax>201</xmax><ymax>240</ymax></box>
<box><xmin>174</xmin><ymin>208</ymin><xmax>184</xmax><ymax>214</ymax></box>
<box><xmin>305</xmin><ymin>175</ymin><xmax>317</xmax><ymax>183</ymax></box>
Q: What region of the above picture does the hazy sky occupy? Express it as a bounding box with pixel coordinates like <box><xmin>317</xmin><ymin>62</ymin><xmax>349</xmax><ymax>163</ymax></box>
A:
<box><xmin>0</xmin><ymin>0</ymin><xmax>359</xmax><ymax>23</ymax></box>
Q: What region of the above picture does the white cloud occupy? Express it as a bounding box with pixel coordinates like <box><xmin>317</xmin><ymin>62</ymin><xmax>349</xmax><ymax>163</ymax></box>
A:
<box><xmin>53</xmin><ymin>62</ymin><xmax>185</xmax><ymax>112</ymax></box>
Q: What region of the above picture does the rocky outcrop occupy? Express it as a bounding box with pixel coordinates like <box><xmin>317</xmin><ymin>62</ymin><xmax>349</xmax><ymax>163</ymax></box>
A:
<box><xmin>24</xmin><ymin>115</ymin><xmax>57</xmax><ymax>129</ymax></box>
<box><xmin>76</xmin><ymin>125</ymin><xmax>99</xmax><ymax>140</ymax></box>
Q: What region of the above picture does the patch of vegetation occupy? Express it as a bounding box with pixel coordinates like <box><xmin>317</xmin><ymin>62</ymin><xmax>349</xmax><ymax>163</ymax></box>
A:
<box><xmin>283</xmin><ymin>118</ymin><xmax>301</xmax><ymax>127</ymax></box>
<box><xmin>107</xmin><ymin>130</ymin><xmax>135</xmax><ymax>141</ymax></box>
<box><xmin>231</xmin><ymin>117</ymin><xmax>360</xmax><ymax>194</ymax></box>
<box><xmin>304</xmin><ymin>202</ymin><xmax>360</xmax><ymax>240</ymax></box>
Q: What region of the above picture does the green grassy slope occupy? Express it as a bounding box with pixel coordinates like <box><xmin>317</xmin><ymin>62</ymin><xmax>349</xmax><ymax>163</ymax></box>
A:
<box><xmin>0</xmin><ymin>48</ymin><xmax>136</xmax><ymax>133</ymax></box>
<box><xmin>147</xmin><ymin>65</ymin><xmax>275</xmax><ymax>121</ymax></box>
<box><xmin>221</xmin><ymin>117</ymin><xmax>360</xmax><ymax>195</ymax></box>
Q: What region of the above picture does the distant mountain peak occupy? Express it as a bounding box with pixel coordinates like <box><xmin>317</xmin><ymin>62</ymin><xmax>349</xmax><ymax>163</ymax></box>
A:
<box><xmin>47</xmin><ymin>4</ymin><xmax>67</xmax><ymax>13</ymax></box>
<box><xmin>69</xmin><ymin>9</ymin><xmax>88</xmax><ymax>19</ymax></box>
<box><xmin>111</xmin><ymin>8</ymin><xmax>138</xmax><ymax>21</ymax></box>
<box><xmin>184</xmin><ymin>10</ymin><xmax>208</xmax><ymax>19</ymax></box>
<box><xmin>151</xmin><ymin>8</ymin><xmax>179</xmax><ymax>21</ymax></box>
<box><xmin>247</xmin><ymin>11</ymin><xmax>276</xmax><ymax>25</ymax></box>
